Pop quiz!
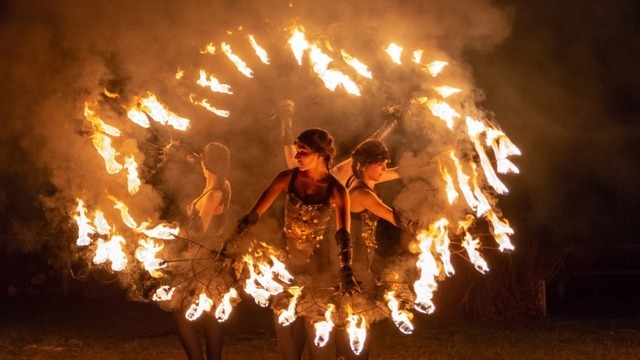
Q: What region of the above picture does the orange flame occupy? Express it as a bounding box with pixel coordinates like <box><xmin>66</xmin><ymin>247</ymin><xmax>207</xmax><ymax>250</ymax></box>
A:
<box><xmin>126</xmin><ymin>106</ymin><xmax>151</xmax><ymax>128</ymax></box>
<box><xmin>425</xmin><ymin>61</ymin><xmax>448</xmax><ymax>77</ymax></box>
<box><xmin>74</xmin><ymin>198</ymin><xmax>95</xmax><ymax>246</ymax></box>
<box><xmin>384</xmin><ymin>42</ymin><xmax>403</xmax><ymax>64</ymax></box>
<box><xmin>124</xmin><ymin>155</ymin><xmax>141</xmax><ymax>195</ymax></box>
<box><xmin>189</xmin><ymin>95</ymin><xmax>230</xmax><ymax>117</ymax></box>
<box><xmin>185</xmin><ymin>292</ymin><xmax>214</xmax><ymax>321</ymax></box>
<box><xmin>438</xmin><ymin>161</ymin><xmax>459</xmax><ymax>204</ymax></box>
<box><xmin>278</xmin><ymin>286</ymin><xmax>303</xmax><ymax>326</ymax></box>
<box><xmin>137</xmin><ymin>92</ymin><xmax>191</xmax><ymax>131</ymax></box>
<box><xmin>137</xmin><ymin>222</ymin><xmax>179</xmax><ymax>240</ymax></box>
<box><xmin>413</xmin><ymin>225</ymin><xmax>441</xmax><ymax>314</ymax></box>
<box><xmin>196</xmin><ymin>70</ymin><xmax>234</xmax><ymax>94</ymax></box>
<box><xmin>93</xmin><ymin>234</ymin><xmax>128</xmax><ymax>271</ymax></box>
<box><xmin>422</xmin><ymin>97</ymin><xmax>460</xmax><ymax>129</ymax></box>
<box><xmin>308</xmin><ymin>45</ymin><xmax>361</xmax><ymax>96</ymax></box>
<box><xmin>109</xmin><ymin>196</ymin><xmax>137</xmax><ymax>229</ymax></box>
<box><xmin>385</xmin><ymin>291</ymin><xmax>414</xmax><ymax>334</ymax></box>
<box><xmin>412</xmin><ymin>50</ymin><xmax>424</xmax><ymax>64</ymax></box>
<box><xmin>215</xmin><ymin>288</ymin><xmax>239</xmax><ymax>322</ymax></box>
<box><xmin>221</xmin><ymin>42</ymin><xmax>254</xmax><ymax>78</ymax></box>
<box><xmin>466</xmin><ymin>117</ymin><xmax>509</xmax><ymax>194</ymax></box>
<box><xmin>313</xmin><ymin>304</ymin><xmax>335</xmax><ymax>348</ymax></box>
<box><xmin>134</xmin><ymin>238</ymin><xmax>166</xmax><ymax>278</ymax></box>
<box><xmin>91</xmin><ymin>132</ymin><xmax>123</xmax><ymax>174</ymax></box>
<box><xmin>93</xmin><ymin>210</ymin><xmax>111</xmax><ymax>235</ymax></box>
<box><xmin>469</xmin><ymin>162</ymin><xmax>492</xmax><ymax>217</ymax></box>
<box><xmin>84</xmin><ymin>102</ymin><xmax>121</xmax><ymax>137</ymax></box>
<box><xmin>248</xmin><ymin>34</ymin><xmax>270</xmax><ymax>64</ymax></box>
<box><xmin>449</xmin><ymin>150</ymin><xmax>480</xmax><ymax>211</ymax></box>
<box><xmin>346</xmin><ymin>308</ymin><xmax>367</xmax><ymax>355</ymax></box>
<box><xmin>200</xmin><ymin>42</ymin><xmax>216</xmax><ymax>54</ymax></box>
<box><xmin>288</xmin><ymin>27</ymin><xmax>309</xmax><ymax>65</ymax></box>
<box><xmin>486</xmin><ymin>210</ymin><xmax>515</xmax><ymax>252</ymax></box>
<box><xmin>175</xmin><ymin>67</ymin><xmax>185</xmax><ymax>80</ymax></box>
<box><xmin>152</xmin><ymin>285</ymin><xmax>175</xmax><ymax>301</ymax></box>
<box><xmin>434</xmin><ymin>86</ymin><xmax>462</xmax><ymax>98</ymax></box>
<box><xmin>341</xmin><ymin>50</ymin><xmax>373</xmax><ymax>79</ymax></box>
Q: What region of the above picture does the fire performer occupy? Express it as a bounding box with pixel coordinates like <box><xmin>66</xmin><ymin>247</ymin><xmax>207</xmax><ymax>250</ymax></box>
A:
<box><xmin>225</xmin><ymin>128</ymin><xmax>359</xmax><ymax>360</ymax></box>
<box><xmin>173</xmin><ymin>142</ymin><xmax>233</xmax><ymax>360</ymax></box>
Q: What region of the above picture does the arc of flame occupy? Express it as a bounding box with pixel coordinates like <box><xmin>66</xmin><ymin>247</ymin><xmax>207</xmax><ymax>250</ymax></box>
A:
<box><xmin>469</xmin><ymin>162</ymin><xmax>492</xmax><ymax>217</ymax></box>
<box><xmin>93</xmin><ymin>234</ymin><xmax>128</xmax><ymax>271</ymax></box>
<box><xmin>135</xmin><ymin>238</ymin><xmax>166</xmax><ymax>278</ymax></box>
<box><xmin>102</xmin><ymin>88</ymin><xmax>120</xmax><ymax>98</ymax></box>
<box><xmin>91</xmin><ymin>132</ymin><xmax>123</xmax><ymax>174</ymax></box>
<box><xmin>186</xmin><ymin>293</ymin><xmax>214</xmax><ymax>321</ymax></box>
<box><xmin>466</xmin><ymin>117</ymin><xmax>509</xmax><ymax>194</ymax></box>
<box><xmin>341</xmin><ymin>50</ymin><xmax>373</xmax><ymax>79</ymax></box>
<box><xmin>278</xmin><ymin>286</ymin><xmax>303</xmax><ymax>326</ymax></box>
<box><xmin>384</xmin><ymin>42</ymin><xmax>403</xmax><ymax>64</ymax></box>
<box><xmin>385</xmin><ymin>291</ymin><xmax>414</xmax><ymax>334</ymax></box>
<box><xmin>221</xmin><ymin>42</ymin><xmax>254</xmax><ymax>78</ymax></box>
<box><xmin>485</xmin><ymin>128</ymin><xmax>521</xmax><ymax>174</ymax></box>
<box><xmin>152</xmin><ymin>286</ymin><xmax>175</xmax><ymax>301</ymax></box>
<box><xmin>308</xmin><ymin>45</ymin><xmax>361</xmax><ymax>96</ymax></box>
<box><xmin>433</xmin><ymin>218</ymin><xmax>454</xmax><ymax>277</ymax></box>
<box><xmin>346</xmin><ymin>310</ymin><xmax>367</xmax><ymax>355</ymax></box>
<box><xmin>196</xmin><ymin>70</ymin><xmax>234</xmax><ymax>94</ymax></box>
<box><xmin>126</xmin><ymin>106</ymin><xmax>151</xmax><ymax>128</ymax></box>
<box><xmin>215</xmin><ymin>288</ymin><xmax>239</xmax><ymax>322</ymax></box>
<box><xmin>189</xmin><ymin>95</ymin><xmax>230</xmax><ymax>117</ymax></box>
<box><xmin>313</xmin><ymin>304</ymin><xmax>335</xmax><ymax>348</ymax></box>
<box><xmin>248</xmin><ymin>35</ymin><xmax>270</xmax><ymax>64</ymax></box>
<box><xmin>74</xmin><ymin>198</ymin><xmax>95</xmax><ymax>246</ymax></box>
<box><xmin>124</xmin><ymin>155</ymin><xmax>141</xmax><ymax>195</ymax></box>
<box><xmin>425</xmin><ymin>61</ymin><xmax>448</xmax><ymax>77</ymax></box>
<box><xmin>486</xmin><ymin>210</ymin><xmax>515</xmax><ymax>252</ymax></box>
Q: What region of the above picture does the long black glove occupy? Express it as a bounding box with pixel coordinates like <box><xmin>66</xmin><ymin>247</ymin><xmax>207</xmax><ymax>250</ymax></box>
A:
<box><xmin>214</xmin><ymin>212</ymin><xmax>259</xmax><ymax>258</ymax></box>
<box><xmin>393</xmin><ymin>208</ymin><xmax>421</xmax><ymax>235</ymax></box>
<box><xmin>335</xmin><ymin>228</ymin><xmax>360</xmax><ymax>294</ymax></box>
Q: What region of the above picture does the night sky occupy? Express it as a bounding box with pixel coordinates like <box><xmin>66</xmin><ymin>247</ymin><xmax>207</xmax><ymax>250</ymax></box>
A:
<box><xmin>0</xmin><ymin>0</ymin><xmax>638</xmax><ymax>309</ymax></box>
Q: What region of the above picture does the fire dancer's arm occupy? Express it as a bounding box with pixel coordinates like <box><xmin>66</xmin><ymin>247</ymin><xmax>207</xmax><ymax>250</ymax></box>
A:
<box><xmin>352</xmin><ymin>187</ymin><xmax>420</xmax><ymax>234</ymax></box>
<box><xmin>274</xmin><ymin>99</ymin><xmax>298</xmax><ymax>169</ymax></box>
<box><xmin>331</xmin><ymin>182</ymin><xmax>360</xmax><ymax>294</ymax></box>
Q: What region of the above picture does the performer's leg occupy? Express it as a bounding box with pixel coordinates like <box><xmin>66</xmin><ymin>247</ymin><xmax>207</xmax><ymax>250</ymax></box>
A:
<box><xmin>274</xmin><ymin>314</ymin><xmax>306</xmax><ymax>360</ymax></box>
<box><xmin>335</xmin><ymin>326</ymin><xmax>371</xmax><ymax>360</ymax></box>
<box><xmin>202</xmin><ymin>313</ymin><xmax>223</xmax><ymax>360</ymax></box>
<box><xmin>173</xmin><ymin>310</ymin><xmax>204</xmax><ymax>360</ymax></box>
<box><xmin>304</xmin><ymin>318</ymin><xmax>335</xmax><ymax>360</ymax></box>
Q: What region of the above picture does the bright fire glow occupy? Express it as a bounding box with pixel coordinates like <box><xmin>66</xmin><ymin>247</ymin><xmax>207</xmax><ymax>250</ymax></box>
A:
<box><xmin>469</xmin><ymin>162</ymin><xmax>492</xmax><ymax>217</ymax></box>
<box><xmin>74</xmin><ymin>198</ymin><xmax>95</xmax><ymax>246</ymax></box>
<box><xmin>91</xmin><ymin>132</ymin><xmax>123</xmax><ymax>174</ymax></box>
<box><xmin>346</xmin><ymin>310</ymin><xmax>367</xmax><ymax>355</ymax></box>
<box><xmin>197</xmin><ymin>70</ymin><xmax>234</xmax><ymax>94</ymax></box>
<box><xmin>422</xmin><ymin>97</ymin><xmax>460</xmax><ymax>129</ymax></box>
<box><xmin>221</xmin><ymin>42</ymin><xmax>254</xmax><ymax>78</ymax></box>
<box><xmin>126</xmin><ymin>106</ymin><xmax>151</xmax><ymax>128</ymax></box>
<box><xmin>341</xmin><ymin>50</ymin><xmax>373</xmax><ymax>79</ymax></box>
<box><xmin>124</xmin><ymin>155</ymin><xmax>141</xmax><ymax>195</ymax></box>
<box><xmin>425</xmin><ymin>61</ymin><xmax>448</xmax><ymax>77</ymax></box>
<box><xmin>438</xmin><ymin>161</ymin><xmax>459</xmax><ymax>204</ymax></box>
<box><xmin>308</xmin><ymin>45</ymin><xmax>361</xmax><ymax>96</ymax></box>
<box><xmin>134</xmin><ymin>238</ymin><xmax>166</xmax><ymax>278</ymax></box>
<box><xmin>84</xmin><ymin>103</ymin><xmax>121</xmax><ymax>137</ymax></box>
<box><xmin>384</xmin><ymin>43</ymin><xmax>403</xmax><ymax>64</ymax></box>
<box><xmin>313</xmin><ymin>304</ymin><xmax>335</xmax><ymax>348</ymax></box>
<box><xmin>137</xmin><ymin>222</ymin><xmax>179</xmax><ymax>240</ymax></box>
<box><xmin>175</xmin><ymin>68</ymin><xmax>185</xmax><ymax>79</ymax></box>
<box><xmin>449</xmin><ymin>150</ymin><xmax>480</xmax><ymax>211</ymax></box>
<box><xmin>248</xmin><ymin>34</ymin><xmax>270</xmax><ymax>64</ymax></box>
<box><xmin>434</xmin><ymin>86</ymin><xmax>462</xmax><ymax>98</ymax></box>
<box><xmin>186</xmin><ymin>292</ymin><xmax>214</xmax><ymax>321</ymax></box>
<box><xmin>278</xmin><ymin>286</ymin><xmax>303</xmax><ymax>326</ymax></box>
<box><xmin>466</xmin><ymin>117</ymin><xmax>509</xmax><ymax>194</ymax></box>
<box><xmin>432</xmin><ymin>218</ymin><xmax>454</xmax><ymax>277</ymax></box>
<box><xmin>200</xmin><ymin>42</ymin><xmax>216</xmax><ymax>54</ymax></box>
<box><xmin>486</xmin><ymin>210</ymin><xmax>515</xmax><ymax>252</ymax></box>
<box><xmin>485</xmin><ymin>128</ymin><xmax>521</xmax><ymax>174</ymax></box>
<box><xmin>288</xmin><ymin>27</ymin><xmax>309</xmax><ymax>65</ymax></box>
<box><xmin>152</xmin><ymin>286</ymin><xmax>175</xmax><ymax>301</ymax></box>
<box><xmin>109</xmin><ymin>196</ymin><xmax>138</xmax><ymax>229</ymax></box>
<box><xmin>189</xmin><ymin>95</ymin><xmax>231</xmax><ymax>117</ymax></box>
<box><xmin>93</xmin><ymin>210</ymin><xmax>111</xmax><ymax>235</ymax></box>
<box><xmin>413</xmin><ymin>49</ymin><xmax>424</xmax><ymax>64</ymax></box>
<box><xmin>413</xmin><ymin>226</ymin><xmax>440</xmax><ymax>314</ymax></box>
<box><xmin>243</xmin><ymin>256</ymin><xmax>272</xmax><ymax>307</ymax></box>
<box><xmin>93</xmin><ymin>234</ymin><xmax>128</xmax><ymax>271</ymax></box>
<box><xmin>462</xmin><ymin>232</ymin><xmax>489</xmax><ymax>274</ymax></box>
<box><xmin>138</xmin><ymin>92</ymin><xmax>191</xmax><ymax>131</ymax></box>
<box><xmin>215</xmin><ymin>288</ymin><xmax>239</xmax><ymax>322</ymax></box>
<box><xmin>385</xmin><ymin>291</ymin><xmax>414</xmax><ymax>334</ymax></box>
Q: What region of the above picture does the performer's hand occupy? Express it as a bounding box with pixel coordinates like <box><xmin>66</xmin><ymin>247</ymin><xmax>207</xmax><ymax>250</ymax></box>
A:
<box><xmin>339</xmin><ymin>265</ymin><xmax>361</xmax><ymax>294</ymax></box>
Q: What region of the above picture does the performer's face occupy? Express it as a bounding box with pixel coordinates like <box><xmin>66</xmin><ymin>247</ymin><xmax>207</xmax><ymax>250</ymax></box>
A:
<box><xmin>363</xmin><ymin>160</ymin><xmax>388</xmax><ymax>181</ymax></box>
<box><xmin>294</xmin><ymin>142</ymin><xmax>322</xmax><ymax>170</ymax></box>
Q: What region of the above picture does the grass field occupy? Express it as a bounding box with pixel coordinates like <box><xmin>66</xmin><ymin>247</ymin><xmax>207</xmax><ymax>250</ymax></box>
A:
<box><xmin>1</xmin><ymin>295</ymin><xmax>639</xmax><ymax>360</ymax></box>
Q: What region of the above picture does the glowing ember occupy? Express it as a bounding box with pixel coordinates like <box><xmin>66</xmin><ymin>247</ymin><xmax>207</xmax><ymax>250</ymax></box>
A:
<box><xmin>124</xmin><ymin>155</ymin><xmax>141</xmax><ymax>195</ymax></box>
<box><xmin>384</xmin><ymin>42</ymin><xmax>403</xmax><ymax>64</ymax></box>
<box><xmin>248</xmin><ymin>34</ymin><xmax>270</xmax><ymax>64</ymax></box>
<box><xmin>385</xmin><ymin>291</ymin><xmax>414</xmax><ymax>334</ymax></box>
<box><xmin>175</xmin><ymin>68</ymin><xmax>185</xmax><ymax>79</ymax></box>
<box><xmin>313</xmin><ymin>304</ymin><xmax>335</xmax><ymax>348</ymax></box>
<box><xmin>196</xmin><ymin>70</ymin><xmax>234</xmax><ymax>94</ymax></box>
<box><xmin>221</xmin><ymin>42</ymin><xmax>254</xmax><ymax>78</ymax></box>
<box><xmin>215</xmin><ymin>288</ymin><xmax>239</xmax><ymax>322</ymax></box>
<box><xmin>73</xmin><ymin>198</ymin><xmax>95</xmax><ymax>246</ymax></box>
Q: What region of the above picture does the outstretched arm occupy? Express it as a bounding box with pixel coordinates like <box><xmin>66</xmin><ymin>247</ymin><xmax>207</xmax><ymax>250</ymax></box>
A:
<box><xmin>274</xmin><ymin>99</ymin><xmax>298</xmax><ymax>169</ymax></box>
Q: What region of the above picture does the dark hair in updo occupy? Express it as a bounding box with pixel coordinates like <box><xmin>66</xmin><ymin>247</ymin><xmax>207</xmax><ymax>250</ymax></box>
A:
<box><xmin>351</xmin><ymin>139</ymin><xmax>390</xmax><ymax>179</ymax></box>
<box><xmin>202</xmin><ymin>142</ymin><xmax>230</xmax><ymax>187</ymax></box>
<box><xmin>295</xmin><ymin>128</ymin><xmax>336</xmax><ymax>169</ymax></box>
